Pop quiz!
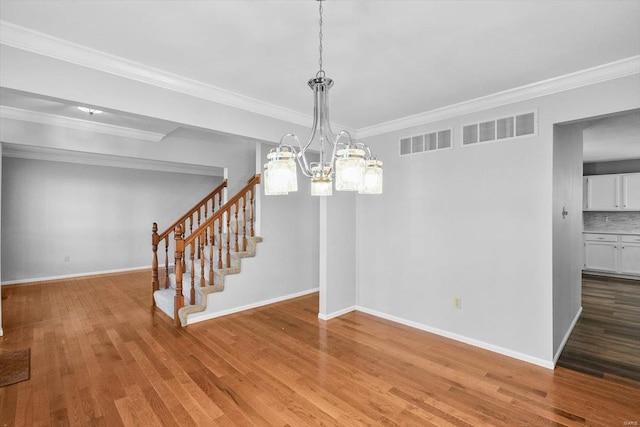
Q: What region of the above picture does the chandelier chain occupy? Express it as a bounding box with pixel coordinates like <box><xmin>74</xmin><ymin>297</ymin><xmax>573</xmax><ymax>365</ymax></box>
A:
<box><xmin>317</xmin><ymin>0</ymin><xmax>324</xmax><ymax>78</ymax></box>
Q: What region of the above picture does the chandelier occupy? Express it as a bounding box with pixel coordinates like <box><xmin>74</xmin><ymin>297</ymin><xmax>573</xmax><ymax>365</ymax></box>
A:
<box><xmin>264</xmin><ymin>0</ymin><xmax>382</xmax><ymax>196</ymax></box>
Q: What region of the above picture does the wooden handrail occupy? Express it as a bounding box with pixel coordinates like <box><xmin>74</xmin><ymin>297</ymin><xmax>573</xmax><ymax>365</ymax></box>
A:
<box><xmin>157</xmin><ymin>179</ymin><xmax>227</xmax><ymax>241</ymax></box>
<box><xmin>184</xmin><ymin>174</ymin><xmax>260</xmax><ymax>246</ymax></box>
<box><xmin>171</xmin><ymin>174</ymin><xmax>260</xmax><ymax>327</ymax></box>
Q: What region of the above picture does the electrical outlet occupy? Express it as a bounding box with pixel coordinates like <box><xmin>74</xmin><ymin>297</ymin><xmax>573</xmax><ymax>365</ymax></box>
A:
<box><xmin>454</xmin><ymin>297</ymin><xmax>461</xmax><ymax>309</ymax></box>
<box><xmin>64</xmin><ymin>256</ymin><xmax>70</xmax><ymax>262</ymax></box>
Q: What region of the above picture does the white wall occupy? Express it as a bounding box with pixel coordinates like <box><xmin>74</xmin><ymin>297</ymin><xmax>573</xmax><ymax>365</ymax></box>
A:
<box><xmin>1</xmin><ymin>157</ymin><xmax>221</xmax><ymax>282</ymax></box>
<box><xmin>552</xmin><ymin>123</ymin><xmax>584</xmax><ymax>359</ymax></box>
<box><xmin>187</xmin><ymin>142</ymin><xmax>320</xmax><ymax>323</ymax></box>
<box><xmin>319</xmin><ymin>191</ymin><xmax>357</xmax><ymax>318</ymax></box>
<box><xmin>355</xmin><ymin>74</ymin><xmax>640</xmax><ymax>366</ymax></box>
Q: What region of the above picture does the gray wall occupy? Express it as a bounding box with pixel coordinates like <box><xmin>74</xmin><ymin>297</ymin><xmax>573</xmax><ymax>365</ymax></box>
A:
<box><xmin>583</xmin><ymin>159</ymin><xmax>640</xmax><ymax>175</ymax></box>
<box><xmin>1</xmin><ymin>157</ymin><xmax>221</xmax><ymax>282</ymax></box>
<box><xmin>0</xmin><ymin>144</ymin><xmax>3</xmax><ymax>335</ymax></box>
<box><xmin>355</xmin><ymin>74</ymin><xmax>639</xmax><ymax>367</ymax></box>
<box><xmin>552</xmin><ymin>123</ymin><xmax>584</xmax><ymax>358</ymax></box>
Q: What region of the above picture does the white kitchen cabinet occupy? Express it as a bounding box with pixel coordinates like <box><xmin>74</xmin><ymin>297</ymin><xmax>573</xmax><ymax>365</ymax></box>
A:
<box><xmin>583</xmin><ymin>233</ymin><xmax>640</xmax><ymax>277</ymax></box>
<box><xmin>584</xmin><ymin>175</ymin><xmax>619</xmax><ymax>210</ymax></box>
<box><xmin>583</xmin><ymin>173</ymin><xmax>640</xmax><ymax>211</ymax></box>
<box><xmin>619</xmin><ymin>235</ymin><xmax>640</xmax><ymax>275</ymax></box>
<box><xmin>584</xmin><ymin>235</ymin><xmax>617</xmax><ymax>272</ymax></box>
<box><xmin>621</xmin><ymin>173</ymin><xmax>640</xmax><ymax>210</ymax></box>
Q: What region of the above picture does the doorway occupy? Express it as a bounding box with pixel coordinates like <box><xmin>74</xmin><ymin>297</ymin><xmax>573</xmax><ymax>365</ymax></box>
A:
<box><xmin>552</xmin><ymin>108</ymin><xmax>640</xmax><ymax>379</ymax></box>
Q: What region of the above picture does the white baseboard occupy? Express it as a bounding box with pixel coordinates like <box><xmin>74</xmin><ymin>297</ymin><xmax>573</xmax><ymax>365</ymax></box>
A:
<box><xmin>186</xmin><ymin>287</ymin><xmax>319</xmax><ymax>325</ymax></box>
<box><xmin>355</xmin><ymin>305</ymin><xmax>555</xmax><ymax>370</ymax></box>
<box><xmin>553</xmin><ymin>306</ymin><xmax>583</xmax><ymax>365</ymax></box>
<box><xmin>318</xmin><ymin>305</ymin><xmax>356</xmax><ymax>321</ymax></box>
<box><xmin>1</xmin><ymin>265</ymin><xmax>151</xmax><ymax>286</ymax></box>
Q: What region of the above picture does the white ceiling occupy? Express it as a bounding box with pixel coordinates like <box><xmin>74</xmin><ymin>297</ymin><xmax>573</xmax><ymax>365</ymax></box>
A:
<box><xmin>1</xmin><ymin>0</ymin><xmax>639</xmax><ymax>130</ymax></box>
<box><xmin>0</xmin><ymin>1</ymin><xmax>639</xmax><ymax>162</ymax></box>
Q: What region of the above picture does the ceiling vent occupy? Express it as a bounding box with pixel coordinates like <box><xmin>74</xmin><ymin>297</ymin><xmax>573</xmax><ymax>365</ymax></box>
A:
<box><xmin>400</xmin><ymin>129</ymin><xmax>452</xmax><ymax>156</ymax></box>
<box><xmin>463</xmin><ymin>111</ymin><xmax>536</xmax><ymax>146</ymax></box>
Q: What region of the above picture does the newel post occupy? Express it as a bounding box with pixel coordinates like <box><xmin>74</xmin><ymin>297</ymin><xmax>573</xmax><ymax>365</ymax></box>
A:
<box><xmin>151</xmin><ymin>223</ymin><xmax>159</xmax><ymax>307</ymax></box>
<box><xmin>174</xmin><ymin>224</ymin><xmax>185</xmax><ymax>327</ymax></box>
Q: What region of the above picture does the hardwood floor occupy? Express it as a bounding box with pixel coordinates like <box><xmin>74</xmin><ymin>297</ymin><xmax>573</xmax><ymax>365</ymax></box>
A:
<box><xmin>557</xmin><ymin>274</ymin><xmax>640</xmax><ymax>386</ymax></box>
<box><xmin>1</xmin><ymin>270</ymin><xmax>639</xmax><ymax>426</ymax></box>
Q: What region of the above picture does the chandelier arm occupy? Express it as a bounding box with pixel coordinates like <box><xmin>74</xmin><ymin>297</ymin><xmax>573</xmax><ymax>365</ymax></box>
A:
<box><xmin>295</xmin><ymin>152</ymin><xmax>313</xmax><ymax>178</ymax></box>
<box><xmin>355</xmin><ymin>142</ymin><xmax>374</xmax><ymax>159</ymax></box>
<box><xmin>302</xmin><ymin>85</ymin><xmax>321</xmax><ymax>153</ymax></box>
<box><xmin>279</xmin><ymin>134</ymin><xmax>313</xmax><ymax>177</ymax></box>
<box><xmin>335</xmin><ymin>130</ymin><xmax>355</xmax><ymax>147</ymax></box>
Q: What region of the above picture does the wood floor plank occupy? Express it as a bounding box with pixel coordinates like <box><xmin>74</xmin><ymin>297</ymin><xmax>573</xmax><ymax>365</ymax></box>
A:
<box><xmin>1</xmin><ymin>270</ymin><xmax>639</xmax><ymax>426</ymax></box>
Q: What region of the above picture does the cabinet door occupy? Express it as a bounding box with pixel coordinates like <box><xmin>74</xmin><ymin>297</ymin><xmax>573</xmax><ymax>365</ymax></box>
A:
<box><xmin>619</xmin><ymin>244</ymin><xmax>640</xmax><ymax>275</ymax></box>
<box><xmin>584</xmin><ymin>241</ymin><xmax>617</xmax><ymax>272</ymax></box>
<box><xmin>621</xmin><ymin>173</ymin><xmax>640</xmax><ymax>210</ymax></box>
<box><xmin>585</xmin><ymin>175</ymin><xmax>619</xmax><ymax>210</ymax></box>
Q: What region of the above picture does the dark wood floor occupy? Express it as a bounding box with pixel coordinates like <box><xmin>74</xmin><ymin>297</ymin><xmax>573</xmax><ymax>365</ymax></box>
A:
<box><xmin>1</xmin><ymin>270</ymin><xmax>639</xmax><ymax>426</ymax></box>
<box><xmin>557</xmin><ymin>274</ymin><xmax>640</xmax><ymax>386</ymax></box>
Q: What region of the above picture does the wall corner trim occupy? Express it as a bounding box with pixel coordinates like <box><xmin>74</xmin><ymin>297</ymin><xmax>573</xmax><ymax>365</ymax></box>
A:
<box><xmin>185</xmin><ymin>287</ymin><xmax>319</xmax><ymax>325</ymax></box>
<box><xmin>553</xmin><ymin>306</ymin><xmax>583</xmax><ymax>366</ymax></box>
<box><xmin>355</xmin><ymin>305</ymin><xmax>556</xmax><ymax>369</ymax></box>
<box><xmin>1</xmin><ymin>265</ymin><xmax>151</xmax><ymax>286</ymax></box>
<box><xmin>318</xmin><ymin>305</ymin><xmax>356</xmax><ymax>321</ymax></box>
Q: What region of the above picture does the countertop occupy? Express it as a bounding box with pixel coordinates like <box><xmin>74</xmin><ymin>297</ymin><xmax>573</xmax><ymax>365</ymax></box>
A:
<box><xmin>583</xmin><ymin>230</ymin><xmax>640</xmax><ymax>236</ymax></box>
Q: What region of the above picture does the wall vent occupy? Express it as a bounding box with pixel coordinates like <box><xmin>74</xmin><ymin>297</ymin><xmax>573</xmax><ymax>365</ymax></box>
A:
<box><xmin>400</xmin><ymin>128</ymin><xmax>452</xmax><ymax>157</ymax></box>
<box><xmin>462</xmin><ymin>111</ymin><xmax>536</xmax><ymax>146</ymax></box>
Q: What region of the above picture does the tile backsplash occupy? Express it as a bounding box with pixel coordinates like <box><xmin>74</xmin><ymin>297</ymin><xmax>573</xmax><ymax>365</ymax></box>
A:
<box><xmin>583</xmin><ymin>211</ymin><xmax>640</xmax><ymax>233</ymax></box>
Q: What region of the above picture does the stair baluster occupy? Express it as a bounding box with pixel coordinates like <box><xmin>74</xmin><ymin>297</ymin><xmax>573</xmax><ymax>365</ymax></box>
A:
<box><xmin>189</xmin><ymin>241</ymin><xmax>196</xmax><ymax>305</ymax></box>
<box><xmin>174</xmin><ymin>225</ymin><xmax>185</xmax><ymax>327</ymax></box>
<box><xmin>164</xmin><ymin>236</ymin><xmax>169</xmax><ymax>288</ymax></box>
<box><xmin>151</xmin><ymin>223</ymin><xmax>159</xmax><ymax>304</ymax></box>
<box><xmin>226</xmin><ymin>212</ymin><xmax>231</xmax><ymax>268</ymax></box>
<box><xmin>217</xmin><ymin>217</ymin><xmax>222</xmax><ymax>270</ymax></box>
<box><xmin>249</xmin><ymin>186</ymin><xmax>255</xmax><ymax>238</ymax></box>
<box><xmin>208</xmin><ymin>222</ymin><xmax>215</xmax><ymax>286</ymax></box>
<box><xmin>199</xmin><ymin>236</ymin><xmax>206</xmax><ymax>288</ymax></box>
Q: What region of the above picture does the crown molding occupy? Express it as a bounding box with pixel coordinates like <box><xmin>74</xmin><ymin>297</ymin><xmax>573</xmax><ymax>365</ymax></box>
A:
<box><xmin>0</xmin><ymin>105</ymin><xmax>166</xmax><ymax>142</ymax></box>
<box><xmin>355</xmin><ymin>55</ymin><xmax>640</xmax><ymax>139</ymax></box>
<box><xmin>2</xmin><ymin>21</ymin><xmax>636</xmax><ymax>141</ymax></box>
<box><xmin>2</xmin><ymin>143</ymin><xmax>224</xmax><ymax>176</ymax></box>
<box><xmin>0</xmin><ymin>20</ymin><xmax>335</xmax><ymax>131</ymax></box>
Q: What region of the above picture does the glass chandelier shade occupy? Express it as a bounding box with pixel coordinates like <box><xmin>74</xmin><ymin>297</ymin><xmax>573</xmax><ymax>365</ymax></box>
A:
<box><xmin>263</xmin><ymin>164</ymin><xmax>288</xmax><ymax>196</ymax></box>
<box><xmin>263</xmin><ymin>0</ymin><xmax>382</xmax><ymax>197</ymax></box>
<box><xmin>359</xmin><ymin>159</ymin><xmax>383</xmax><ymax>194</ymax></box>
<box><xmin>335</xmin><ymin>147</ymin><xmax>366</xmax><ymax>191</ymax></box>
<box><xmin>310</xmin><ymin>162</ymin><xmax>333</xmax><ymax>196</ymax></box>
<box><xmin>266</xmin><ymin>147</ymin><xmax>297</xmax><ymax>195</ymax></box>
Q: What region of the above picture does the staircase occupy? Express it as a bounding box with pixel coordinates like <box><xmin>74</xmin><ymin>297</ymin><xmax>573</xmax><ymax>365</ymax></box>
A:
<box><xmin>151</xmin><ymin>175</ymin><xmax>261</xmax><ymax>327</ymax></box>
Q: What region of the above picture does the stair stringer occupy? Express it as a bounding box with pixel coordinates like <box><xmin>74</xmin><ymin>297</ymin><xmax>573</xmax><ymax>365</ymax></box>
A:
<box><xmin>177</xmin><ymin>236</ymin><xmax>263</xmax><ymax>326</ymax></box>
